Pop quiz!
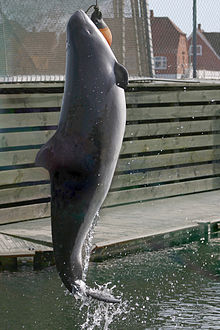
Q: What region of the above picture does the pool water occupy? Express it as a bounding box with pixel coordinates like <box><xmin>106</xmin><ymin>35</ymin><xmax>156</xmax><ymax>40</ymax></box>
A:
<box><xmin>1</xmin><ymin>240</ymin><xmax>219</xmax><ymax>329</ymax></box>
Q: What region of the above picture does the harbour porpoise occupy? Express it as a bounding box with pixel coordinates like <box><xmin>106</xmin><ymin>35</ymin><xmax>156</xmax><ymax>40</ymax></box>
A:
<box><xmin>35</xmin><ymin>10</ymin><xmax>128</xmax><ymax>303</ymax></box>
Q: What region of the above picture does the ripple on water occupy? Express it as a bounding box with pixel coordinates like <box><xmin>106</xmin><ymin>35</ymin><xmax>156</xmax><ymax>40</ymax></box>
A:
<box><xmin>0</xmin><ymin>242</ymin><xmax>219</xmax><ymax>329</ymax></box>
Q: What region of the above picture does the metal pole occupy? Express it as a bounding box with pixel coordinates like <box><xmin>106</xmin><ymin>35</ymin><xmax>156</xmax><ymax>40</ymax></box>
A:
<box><xmin>193</xmin><ymin>0</ymin><xmax>197</xmax><ymax>78</ymax></box>
<box><xmin>143</xmin><ymin>0</ymin><xmax>155</xmax><ymax>77</ymax></box>
<box><xmin>0</xmin><ymin>6</ymin><xmax>8</xmax><ymax>76</ymax></box>
<box><xmin>121</xmin><ymin>0</ymin><xmax>126</xmax><ymax>66</ymax></box>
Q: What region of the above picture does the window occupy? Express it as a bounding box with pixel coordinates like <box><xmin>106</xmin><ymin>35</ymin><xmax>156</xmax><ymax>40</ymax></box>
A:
<box><xmin>154</xmin><ymin>56</ymin><xmax>167</xmax><ymax>70</ymax></box>
<box><xmin>189</xmin><ymin>45</ymin><xmax>202</xmax><ymax>56</ymax></box>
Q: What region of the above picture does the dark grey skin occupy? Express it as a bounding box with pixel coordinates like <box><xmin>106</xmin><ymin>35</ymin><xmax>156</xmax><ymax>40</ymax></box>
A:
<box><xmin>35</xmin><ymin>10</ymin><xmax>128</xmax><ymax>303</ymax></box>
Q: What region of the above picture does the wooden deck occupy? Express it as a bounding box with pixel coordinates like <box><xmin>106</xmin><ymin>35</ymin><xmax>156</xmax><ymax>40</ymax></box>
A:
<box><xmin>1</xmin><ymin>81</ymin><xmax>220</xmax><ymax>224</ymax></box>
<box><xmin>0</xmin><ymin>191</ymin><xmax>219</xmax><ymax>265</ymax></box>
<box><xmin>0</xmin><ymin>233</ymin><xmax>52</xmax><ymax>257</ymax></box>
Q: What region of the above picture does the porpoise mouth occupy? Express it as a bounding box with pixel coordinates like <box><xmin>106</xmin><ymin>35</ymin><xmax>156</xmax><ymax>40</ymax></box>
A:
<box><xmin>67</xmin><ymin>10</ymin><xmax>89</xmax><ymax>31</ymax></box>
<box><xmin>73</xmin><ymin>10</ymin><xmax>87</xmax><ymax>22</ymax></box>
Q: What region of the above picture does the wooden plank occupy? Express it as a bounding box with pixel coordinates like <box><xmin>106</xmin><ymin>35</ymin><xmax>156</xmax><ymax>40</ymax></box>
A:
<box><xmin>1</xmin><ymin>107</ymin><xmax>219</xmax><ymax>130</ymax></box>
<box><xmin>124</xmin><ymin>120</ymin><xmax>218</xmax><ymax>138</ymax></box>
<box><xmin>0</xmin><ymin>94</ymin><xmax>62</xmax><ymax>109</ymax></box>
<box><xmin>1</xmin><ymin>125</ymin><xmax>219</xmax><ymax>150</ymax></box>
<box><xmin>0</xmin><ymin>149</ymin><xmax>38</xmax><ymax>167</ymax></box>
<box><xmin>126</xmin><ymin>104</ymin><xmax>220</xmax><ymax>121</ymax></box>
<box><xmin>1</xmin><ymin>88</ymin><xmax>219</xmax><ymax>110</ymax></box>
<box><xmin>0</xmin><ymin>168</ymin><xmax>49</xmax><ymax>186</ymax></box>
<box><xmin>128</xmin><ymin>82</ymin><xmax>220</xmax><ymax>88</ymax></box>
<box><xmin>3</xmin><ymin>130</ymin><xmax>217</xmax><ymax>151</ymax></box>
<box><xmin>116</xmin><ymin>149</ymin><xmax>216</xmax><ymax>172</ymax></box>
<box><xmin>1</xmin><ymin>118</ymin><xmax>217</xmax><ymax>142</ymax></box>
<box><xmin>1</xmin><ymin>89</ymin><xmax>219</xmax><ymax>111</ymax></box>
<box><xmin>0</xmin><ymin>82</ymin><xmax>64</xmax><ymax>89</ymax></box>
<box><xmin>2</xmin><ymin>164</ymin><xmax>217</xmax><ymax>191</ymax></box>
<box><xmin>1</xmin><ymin>147</ymin><xmax>217</xmax><ymax>173</ymax></box>
<box><xmin>104</xmin><ymin>177</ymin><xmax>220</xmax><ymax>206</ymax></box>
<box><xmin>0</xmin><ymin>184</ymin><xmax>50</xmax><ymax>205</ymax></box>
<box><xmin>0</xmin><ymin>203</ymin><xmax>50</xmax><ymax>225</ymax></box>
<box><xmin>1</xmin><ymin>177</ymin><xmax>220</xmax><ymax>224</ymax></box>
<box><xmin>1</xmin><ymin>81</ymin><xmax>220</xmax><ymax>90</ymax></box>
<box><xmin>0</xmin><ymin>130</ymin><xmax>55</xmax><ymax>148</ymax></box>
<box><xmin>120</xmin><ymin>134</ymin><xmax>217</xmax><ymax>155</ymax></box>
<box><xmin>0</xmin><ymin>112</ymin><xmax>60</xmax><ymax>129</ymax></box>
<box><xmin>111</xmin><ymin>164</ymin><xmax>220</xmax><ymax>189</ymax></box>
<box><xmin>126</xmin><ymin>90</ymin><xmax>220</xmax><ymax>104</ymax></box>
<box><xmin>0</xmin><ymin>218</ymin><xmax>51</xmax><ymax>243</ymax></box>
<box><xmin>0</xmin><ymin>233</ymin><xmax>52</xmax><ymax>256</ymax></box>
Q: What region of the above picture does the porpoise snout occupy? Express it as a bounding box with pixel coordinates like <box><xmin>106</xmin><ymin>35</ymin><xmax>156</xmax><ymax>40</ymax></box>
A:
<box><xmin>67</xmin><ymin>10</ymin><xmax>90</xmax><ymax>31</ymax></box>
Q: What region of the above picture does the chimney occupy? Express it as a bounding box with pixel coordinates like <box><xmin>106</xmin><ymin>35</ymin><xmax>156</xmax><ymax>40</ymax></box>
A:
<box><xmin>198</xmin><ymin>23</ymin><xmax>202</xmax><ymax>31</ymax></box>
<box><xmin>150</xmin><ymin>10</ymin><xmax>154</xmax><ymax>18</ymax></box>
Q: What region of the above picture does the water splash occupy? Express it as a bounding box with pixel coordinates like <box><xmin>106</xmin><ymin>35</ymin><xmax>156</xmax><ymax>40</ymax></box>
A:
<box><xmin>82</xmin><ymin>211</ymin><xmax>99</xmax><ymax>281</ymax></box>
<box><xmin>78</xmin><ymin>283</ymin><xmax>129</xmax><ymax>330</ymax></box>
<box><xmin>70</xmin><ymin>211</ymin><xmax>130</xmax><ymax>328</ymax></box>
<box><xmin>72</xmin><ymin>279</ymin><xmax>121</xmax><ymax>304</ymax></box>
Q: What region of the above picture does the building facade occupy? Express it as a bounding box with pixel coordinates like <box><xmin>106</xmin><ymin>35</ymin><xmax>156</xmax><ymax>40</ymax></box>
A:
<box><xmin>188</xmin><ymin>24</ymin><xmax>220</xmax><ymax>79</ymax></box>
<box><xmin>150</xmin><ymin>10</ymin><xmax>189</xmax><ymax>79</ymax></box>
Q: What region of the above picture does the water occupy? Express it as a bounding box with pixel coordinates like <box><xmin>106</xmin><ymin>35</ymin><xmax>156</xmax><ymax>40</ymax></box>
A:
<box><xmin>82</xmin><ymin>212</ymin><xmax>99</xmax><ymax>282</ymax></box>
<box><xmin>0</xmin><ymin>240</ymin><xmax>219</xmax><ymax>329</ymax></box>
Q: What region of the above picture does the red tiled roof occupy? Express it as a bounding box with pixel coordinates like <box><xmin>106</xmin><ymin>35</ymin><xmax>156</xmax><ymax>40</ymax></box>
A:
<box><xmin>203</xmin><ymin>32</ymin><xmax>220</xmax><ymax>57</ymax></box>
<box><xmin>151</xmin><ymin>16</ymin><xmax>186</xmax><ymax>54</ymax></box>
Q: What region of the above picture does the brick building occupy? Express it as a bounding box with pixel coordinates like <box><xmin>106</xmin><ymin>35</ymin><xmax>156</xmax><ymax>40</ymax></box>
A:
<box><xmin>188</xmin><ymin>24</ymin><xmax>220</xmax><ymax>79</ymax></box>
<box><xmin>150</xmin><ymin>10</ymin><xmax>189</xmax><ymax>79</ymax></box>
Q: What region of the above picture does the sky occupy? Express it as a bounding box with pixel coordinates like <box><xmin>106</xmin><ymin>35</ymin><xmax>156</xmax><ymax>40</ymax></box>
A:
<box><xmin>148</xmin><ymin>0</ymin><xmax>220</xmax><ymax>36</ymax></box>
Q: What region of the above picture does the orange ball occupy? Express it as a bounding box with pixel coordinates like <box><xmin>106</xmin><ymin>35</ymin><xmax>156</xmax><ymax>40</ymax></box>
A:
<box><xmin>99</xmin><ymin>27</ymin><xmax>112</xmax><ymax>46</ymax></box>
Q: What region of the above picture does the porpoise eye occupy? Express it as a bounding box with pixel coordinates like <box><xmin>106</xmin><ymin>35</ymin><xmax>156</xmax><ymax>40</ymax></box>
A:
<box><xmin>83</xmin><ymin>29</ymin><xmax>92</xmax><ymax>35</ymax></box>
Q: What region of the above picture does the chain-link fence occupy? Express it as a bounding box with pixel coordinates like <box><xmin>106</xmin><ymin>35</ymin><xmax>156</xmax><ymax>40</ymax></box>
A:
<box><xmin>149</xmin><ymin>0</ymin><xmax>220</xmax><ymax>80</ymax></box>
<box><xmin>0</xmin><ymin>0</ymin><xmax>219</xmax><ymax>82</ymax></box>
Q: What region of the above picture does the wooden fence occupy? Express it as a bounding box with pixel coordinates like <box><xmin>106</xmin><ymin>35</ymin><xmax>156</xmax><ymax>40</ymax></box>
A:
<box><xmin>0</xmin><ymin>81</ymin><xmax>220</xmax><ymax>224</ymax></box>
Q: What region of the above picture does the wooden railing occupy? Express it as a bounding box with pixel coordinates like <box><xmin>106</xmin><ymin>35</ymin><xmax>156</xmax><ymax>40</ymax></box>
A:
<box><xmin>0</xmin><ymin>81</ymin><xmax>220</xmax><ymax>224</ymax></box>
